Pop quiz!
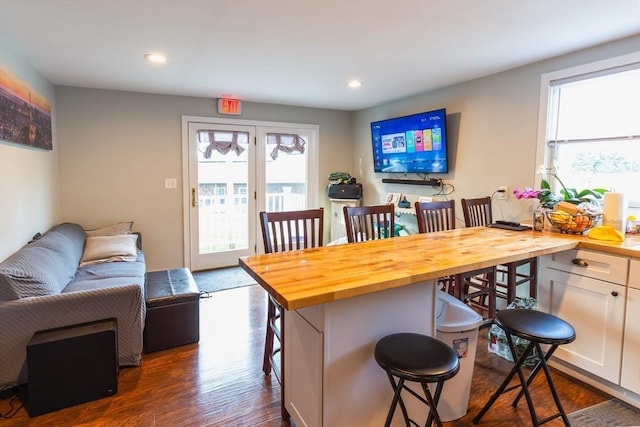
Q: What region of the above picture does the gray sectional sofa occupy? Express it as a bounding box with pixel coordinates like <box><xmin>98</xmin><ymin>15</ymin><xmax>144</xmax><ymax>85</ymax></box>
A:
<box><xmin>0</xmin><ymin>222</ymin><xmax>146</xmax><ymax>389</ymax></box>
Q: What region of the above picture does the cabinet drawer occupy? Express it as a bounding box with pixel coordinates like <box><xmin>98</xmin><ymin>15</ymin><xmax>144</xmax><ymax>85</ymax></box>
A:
<box><xmin>540</xmin><ymin>249</ymin><xmax>629</xmax><ymax>285</ymax></box>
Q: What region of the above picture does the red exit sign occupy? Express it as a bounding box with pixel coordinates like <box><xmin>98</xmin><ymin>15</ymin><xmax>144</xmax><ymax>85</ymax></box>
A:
<box><xmin>218</xmin><ymin>98</ymin><xmax>242</xmax><ymax>115</ymax></box>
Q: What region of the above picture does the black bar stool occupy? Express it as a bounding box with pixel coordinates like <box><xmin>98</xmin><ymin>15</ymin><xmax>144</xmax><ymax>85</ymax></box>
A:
<box><xmin>375</xmin><ymin>332</ymin><xmax>460</xmax><ymax>427</ymax></box>
<box><xmin>473</xmin><ymin>309</ymin><xmax>576</xmax><ymax>426</ymax></box>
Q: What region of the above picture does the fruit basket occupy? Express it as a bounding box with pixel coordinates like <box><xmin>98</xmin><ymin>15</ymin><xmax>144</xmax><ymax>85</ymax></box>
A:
<box><xmin>545</xmin><ymin>211</ymin><xmax>602</xmax><ymax>234</ymax></box>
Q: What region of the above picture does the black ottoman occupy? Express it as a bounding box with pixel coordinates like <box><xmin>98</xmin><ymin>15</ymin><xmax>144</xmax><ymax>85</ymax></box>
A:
<box><xmin>144</xmin><ymin>268</ymin><xmax>200</xmax><ymax>353</ymax></box>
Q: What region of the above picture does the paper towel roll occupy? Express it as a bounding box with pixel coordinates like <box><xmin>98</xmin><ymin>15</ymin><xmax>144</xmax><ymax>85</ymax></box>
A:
<box><xmin>603</xmin><ymin>192</ymin><xmax>627</xmax><ymax>234</ymax></box>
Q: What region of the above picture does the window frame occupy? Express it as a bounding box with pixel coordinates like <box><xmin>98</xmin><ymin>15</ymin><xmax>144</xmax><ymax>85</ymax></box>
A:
<box><xmin>535</xmin><ymin>52</ymin><xmax>640</xmax><ymax>208</ymax></box>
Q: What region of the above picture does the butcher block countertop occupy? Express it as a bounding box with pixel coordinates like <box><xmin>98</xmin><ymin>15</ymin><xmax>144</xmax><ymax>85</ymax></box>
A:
<box><xmin>239</xmin><ymin>227</ymin><xmax>640</xmax><ymax>311</ymax></box>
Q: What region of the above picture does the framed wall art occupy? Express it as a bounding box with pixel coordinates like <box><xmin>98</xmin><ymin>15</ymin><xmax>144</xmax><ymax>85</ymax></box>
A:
<box><xmin>0</xmin><ymin>66</ymin><xmax>52</xmax><ymax>150</ymax></box>
<box><xmin>385</xmin><ymin>192</ymin><xmax>402</xmax><ymax>205</ymax></box>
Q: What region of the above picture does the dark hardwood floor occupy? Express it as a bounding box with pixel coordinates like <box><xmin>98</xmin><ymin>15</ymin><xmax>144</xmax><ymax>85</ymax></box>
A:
<box><xmin>1</xmin><ymin>284</ymin><xmax>610</xmax><ymax>426</ymax></box>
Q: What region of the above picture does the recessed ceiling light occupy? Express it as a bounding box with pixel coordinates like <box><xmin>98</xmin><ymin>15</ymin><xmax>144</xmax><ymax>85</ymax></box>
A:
<box><xmin>144</xmin><ymin>53</ymin><xmax>167</xmax><ymax>64</ymax></box>
<box><xmin>348</xmin><ymin>80</ymin><xmax>363</xmax><ymax>88</ymax></box>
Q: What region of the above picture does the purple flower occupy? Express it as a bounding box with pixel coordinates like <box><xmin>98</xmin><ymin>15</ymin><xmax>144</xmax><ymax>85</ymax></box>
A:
<box><xmin>513</xmin><ymin>187</ymin><xmax>540</xmax><ymax>200</ymax></box>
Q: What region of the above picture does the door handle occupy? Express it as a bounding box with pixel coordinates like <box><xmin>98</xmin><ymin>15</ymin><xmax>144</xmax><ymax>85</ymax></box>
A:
<box><xmin>571</xmin><ymin>258</ymin><xmax>588</xmax><ymax>267</ymax></box>
<box><xmin>192</xmin><ymin>188</ymin><xmax>198</xmax><ymax>207</ymax></box>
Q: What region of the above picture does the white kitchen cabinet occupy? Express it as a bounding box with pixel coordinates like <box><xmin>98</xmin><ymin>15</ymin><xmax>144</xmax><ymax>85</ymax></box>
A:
<box><xmin>329</xmin><ymin>198</ymin><xmax>360</xmax><ymax>242</ymax></box>
<box><xmin>621</xmin><ymin>259</ymin><xmax>640</xmax><ymax>394</ymax></box>
<box><xmin>538</xmin><ymin>250</ymin><xmax>628</xmax><ymax>384</ymax></box>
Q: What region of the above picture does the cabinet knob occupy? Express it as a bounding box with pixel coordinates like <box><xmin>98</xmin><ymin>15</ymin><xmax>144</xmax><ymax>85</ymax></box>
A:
<box><xmin>611</xmin><ymin>291</ymin><xmax>619</xmax><ymax>297</ymax></box>
<box><xmin>571</xmin><ymin>258</ymin><xmax>589</xmax><ymax>267</ymax></box>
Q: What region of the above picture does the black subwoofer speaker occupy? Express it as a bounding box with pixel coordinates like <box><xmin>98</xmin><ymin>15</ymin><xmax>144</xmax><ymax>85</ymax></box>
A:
<box><xmin>26</xmin><ymin>319</ymin><xmax>118</xmax><ymax>417</ymax></box>
<box><xmin>327</xmin><ymin>183</ymin><xmax>363</xmax><ymax>200</ymax></box>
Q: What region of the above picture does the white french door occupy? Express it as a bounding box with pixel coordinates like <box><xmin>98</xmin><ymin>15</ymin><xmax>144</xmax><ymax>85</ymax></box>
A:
<box><xmin>184</xmin><ymin>117</ymin><xmax>318</xmax><ymax>271</ymax></box>
<box><xmin>187</xmin><ymin>122</ymin><xmax>256</xmax><ymax>271</ymax></box>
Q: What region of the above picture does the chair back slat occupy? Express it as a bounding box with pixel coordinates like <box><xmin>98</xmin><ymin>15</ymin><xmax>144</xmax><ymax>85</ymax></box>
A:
<box><xmin>414</xmin><ymin>200</ymin><xmax>456</xmax><ymax>233</ymax></box>
<box><xmin>260</xmin><ymin>208</ymin><xmax>324</xmax><ymax>254</ymax></box>
<box><xmin>343</xmin><ymin>204</ymin><xmax>395</xmax><ymax>243</ymax></box>
<box><xmin>461</xmin><ymin>197</ymin><xmax>492</xmax><ymax>227</ymax></box>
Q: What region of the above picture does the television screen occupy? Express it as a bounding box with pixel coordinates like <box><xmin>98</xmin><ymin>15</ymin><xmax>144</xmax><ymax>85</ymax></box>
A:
<box><xmin>371</xmin><ymin>108</ymin><xmax>448</xmax><ymax>174</ymax></box>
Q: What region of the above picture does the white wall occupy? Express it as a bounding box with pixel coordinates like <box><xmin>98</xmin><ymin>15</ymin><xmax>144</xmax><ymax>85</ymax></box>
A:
<box><xmin>353</xmin><ymin>35</ymin><xmax>640</xmax><ymax>230</ymax></box>
<box><xmin>54</xmin><ymin>88</ymin><xmax>352</xmax><ymax>270</ymax></box>
<box><xmin>0</xmin><ymin>36</ymin><xmax>59</xmax><ymax>261</ymax></box>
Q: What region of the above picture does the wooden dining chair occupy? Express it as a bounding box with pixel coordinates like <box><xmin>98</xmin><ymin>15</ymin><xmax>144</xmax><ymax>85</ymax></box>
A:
<box><xmin>461</xmin><ymin>197</ymin><xmax>537</xmax><ymax>305</ymax></box>
<box><xmin>343</xmin><ymin>204</ymin><xmax>395</xmax><ymax>243</ymax></box>
<box><xmin>415</xmin><ymin>200</ymin><xmax>456</xmax><ymax>294</ymax></box>
<box><xmin>461</xmin><ymin>196</ymin><xmax>493</xmax><ymax>229</ymax></box>
<box><xmin>259</xmin><ymin>208</ymin><xmax>324</xmax><ymax>384</ymax></box>
<box><xmin>415</xmin><ymin>200</ymin><xmax>456</xmax><ymax>234</ymax></box>
<box><xmin>415</xmin><ymin>200</ymin><xmax>496</xmax><ymax>324</ymax></box>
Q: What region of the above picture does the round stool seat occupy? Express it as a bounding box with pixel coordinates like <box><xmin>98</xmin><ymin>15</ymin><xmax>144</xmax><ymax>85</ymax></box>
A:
<box><xmin>375</xmin><ymin>333</ymin><xmax>459</xmax><ymax>383</ymax></box>
<box><xmin>496</xmin><ymin>309</ymin><xmax>576</xmax><ymax>345</ymax></box>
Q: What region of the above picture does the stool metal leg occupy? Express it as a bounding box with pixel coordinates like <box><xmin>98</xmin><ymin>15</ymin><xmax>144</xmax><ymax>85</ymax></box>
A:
<box><xmin>472</xmin><ymin>336</ymin><xmax>537</xmax><ymax>424</ymax></box>
<box><xmin>473</xmin><ymin>334</ymin><xmax>572</xmax><ymax>427</ymax></box>
<box><xmin>511</xmin><ymin>343</ymin><xmax>559</xmax><ymax>406</ymax></box>
<box><xmin>424</xmin><ymin>381</ymin><xmax>445</xmax><ymax>427</ymax></box>
<box><xmin>533</xmin><ymin>343</ymin><xmax>572</xmax><ymax>426</ymax></box>
<box><xmin>509</xmin><ymin>342</ymin><xmax>570</xmax><ymax>426</ymax></box>
<box><xmin>504</xmin><ymin>333</ymin><xmax>541</xmax><ymax>426</ymax></box>
<box><xmin>384</xmin><ymin>375</ymin><xmax>411</xmax><ymax>427</ymax></box>
<box><xmin>384</xmin><ymin>373</ymin><xmax>446</xmax><ymax>427</ymax></box>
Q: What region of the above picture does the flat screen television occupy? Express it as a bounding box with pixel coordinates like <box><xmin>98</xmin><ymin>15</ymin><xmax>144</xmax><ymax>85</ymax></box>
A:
<box><xmin>371</xmin><ymin>108</ymin><xmax>448</xmax><ymax>174</ymax></box>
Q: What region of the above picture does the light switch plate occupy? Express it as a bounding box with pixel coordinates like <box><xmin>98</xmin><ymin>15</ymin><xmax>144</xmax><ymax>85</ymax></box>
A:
<box><xmin>165</xmin><ymin>178</ymin><xmax>177</xmax><ymax>189</ymax></box>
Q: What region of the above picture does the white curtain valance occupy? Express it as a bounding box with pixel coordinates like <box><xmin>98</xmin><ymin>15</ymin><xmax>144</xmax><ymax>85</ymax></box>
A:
<box><xmin>267</xmin><ymin>133</ymin><xmax>306</xmax><ymax>160</ymax></box>
<box><xmin>198</xmin><ymin>130</ymin><xmax>246</xmax><ymax>158</ymax></box>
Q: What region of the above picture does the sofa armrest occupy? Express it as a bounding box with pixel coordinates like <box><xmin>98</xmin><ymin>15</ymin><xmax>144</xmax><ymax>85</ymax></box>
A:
<box><xmin>0</xmin><ymin>284</ymin><xmax>145</xmax><ymax>388</ymax></box>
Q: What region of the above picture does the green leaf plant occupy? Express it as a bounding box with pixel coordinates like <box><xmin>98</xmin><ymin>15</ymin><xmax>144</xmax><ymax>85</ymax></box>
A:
<box><xmin>536</xmin><ymin>166</ymin><xmax>607</xmax><ymax>209</ymax></box>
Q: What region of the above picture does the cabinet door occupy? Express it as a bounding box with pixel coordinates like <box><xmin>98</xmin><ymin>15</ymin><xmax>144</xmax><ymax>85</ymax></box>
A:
<box><xmin>620</xmin><ymin>259</ymin><xmax>640</xmax><ymax>394</ymax></box>
<box><xmin>538</xmin><ymin>267</ymin><xmax>626</xmax><ymax>384</ymax></box>
<box><xmin>630</xmin><ymin>259</ymin><xmax>640</xmax><ymax>289</ymax></box>
<box><xmin>622</xmin><ymin>275</ymin><xmax>640</xmax><ymax>393</ymax></box>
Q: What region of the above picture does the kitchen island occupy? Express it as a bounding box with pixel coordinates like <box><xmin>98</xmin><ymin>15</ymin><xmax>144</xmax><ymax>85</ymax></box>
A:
<box><xmin>239</xmin><ymin>227</ymin><xmax>640</xmax><ymax>427</ymax></box>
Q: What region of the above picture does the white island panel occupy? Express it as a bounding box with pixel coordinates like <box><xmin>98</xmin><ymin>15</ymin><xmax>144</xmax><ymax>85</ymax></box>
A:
<box><xmin>285</xmin><ymin>280</ymin><xmax>436</xmax><ymax>427</ymax></box>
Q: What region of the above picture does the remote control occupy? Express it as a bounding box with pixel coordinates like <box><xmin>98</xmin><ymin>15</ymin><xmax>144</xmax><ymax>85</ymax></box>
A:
<box><xmin>495</xmin><ymin>220</ymin><xmax>521</xmax><ymax>227</ymax></box>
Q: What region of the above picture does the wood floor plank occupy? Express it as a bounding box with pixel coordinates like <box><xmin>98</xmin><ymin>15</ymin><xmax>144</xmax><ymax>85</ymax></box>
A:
<box><xmin>0</xmin><ymin>285</ymin><xmax>609</xmax><ymax>426</ymax></box>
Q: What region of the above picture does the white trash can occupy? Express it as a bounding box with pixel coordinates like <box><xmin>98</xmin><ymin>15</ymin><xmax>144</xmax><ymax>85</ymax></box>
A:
<box><xmin>434</xmin><ymin>290</ymin><xmax>483</xmax><ymax>421</ymax></box>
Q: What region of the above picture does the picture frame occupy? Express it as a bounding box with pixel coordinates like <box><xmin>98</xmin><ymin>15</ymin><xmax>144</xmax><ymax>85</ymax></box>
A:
<box><xmin>385</xmin><ymin>192</ymin><xmax>402</xmax><ymax>205</ymax></box>
<box><xmin>0</xmin><ymin>66</ymin><xmax>53</xmax><ymax>150</ymax></box>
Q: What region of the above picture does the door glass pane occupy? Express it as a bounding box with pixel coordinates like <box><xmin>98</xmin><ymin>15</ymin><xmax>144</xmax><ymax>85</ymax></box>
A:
<box><xmin>265</xmin><ymin>132</ymin><xmax>308</xmax><ymax>212</ymax></box>
<box><xmin>197</xmin><ymin>129</ymin><xmax>249</xmax><ymax>254</ymax></box>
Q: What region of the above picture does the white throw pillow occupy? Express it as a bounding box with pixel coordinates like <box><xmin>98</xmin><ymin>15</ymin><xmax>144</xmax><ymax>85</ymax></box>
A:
<box><xmin>85</xmin><ymin>221</ymin><xmax>134</xmax><ymax>237</ymax></box>
<box><xmin>80</xmin><ymin>234</ymin><xmax>138</xmax><ymax>267</ymax></box>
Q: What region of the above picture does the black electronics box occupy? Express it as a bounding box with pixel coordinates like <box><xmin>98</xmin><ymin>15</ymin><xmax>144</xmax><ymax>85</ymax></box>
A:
<box><xmin>328</xmin><ymin>184</ymin><xmax>362</xmax><ymax>200</ymax></box>
<box><xmin>25</xmin><ymin>319</ymin><xmax>118</xmax><ymax>417</ymax></box>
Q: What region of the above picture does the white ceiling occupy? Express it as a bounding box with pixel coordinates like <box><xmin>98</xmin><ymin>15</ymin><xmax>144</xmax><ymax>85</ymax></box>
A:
<box><xmin>1</xmin><ymin>0</ymin><xmax>639</xmax><ymax>111</ymax></box>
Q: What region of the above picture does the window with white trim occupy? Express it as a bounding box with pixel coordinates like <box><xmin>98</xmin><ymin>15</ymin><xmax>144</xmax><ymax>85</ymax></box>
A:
<box><xmin>538</xmin><ymin>54</ymin><xmax>640</xmax><ymax>209</ymax></box>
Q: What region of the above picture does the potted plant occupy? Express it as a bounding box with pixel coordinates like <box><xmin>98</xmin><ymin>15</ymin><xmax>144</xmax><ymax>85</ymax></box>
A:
<box><xmin>536</xmin><ymin>168</ymin><xmax>607</xmax><ymax>209</ymax></box>
<box><xmin>514</xmin><ymin>166</ymin><xmax>607</xmax><ymax>234</ymax></box>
